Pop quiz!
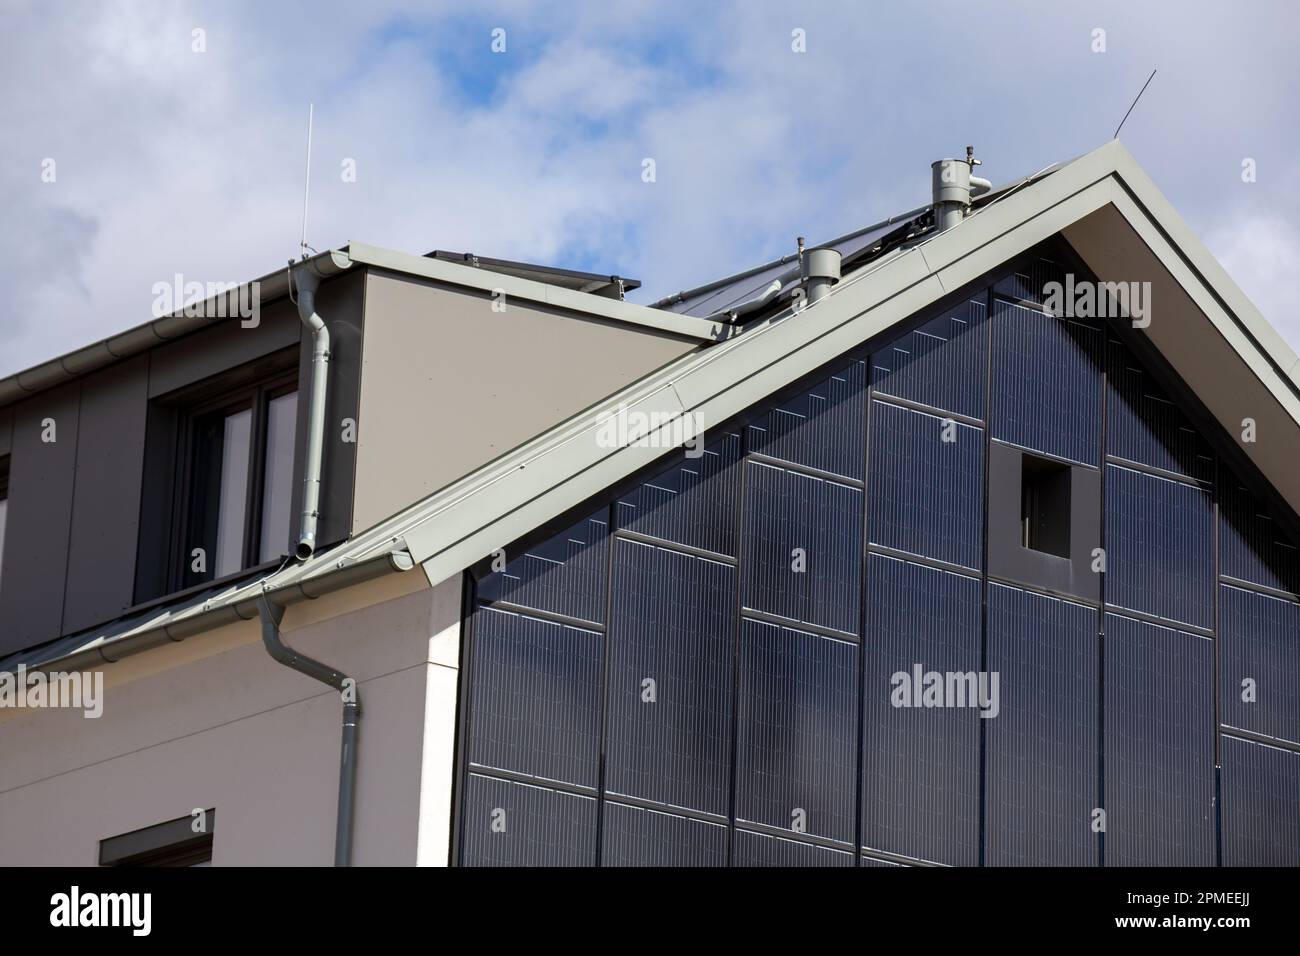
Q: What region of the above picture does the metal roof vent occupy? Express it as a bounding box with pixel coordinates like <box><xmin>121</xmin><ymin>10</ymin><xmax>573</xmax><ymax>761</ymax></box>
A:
<box><xmin>932</xmin><ymin>146</ymin><xmax>993</xmax><ymax>232</ymax></box>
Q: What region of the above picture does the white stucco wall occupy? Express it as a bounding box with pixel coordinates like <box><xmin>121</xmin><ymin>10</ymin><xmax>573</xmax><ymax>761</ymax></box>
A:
<box><xmin>0</xmin><ymin>570</ymin><xmax>462</xmax><ymax>866</ymax></box>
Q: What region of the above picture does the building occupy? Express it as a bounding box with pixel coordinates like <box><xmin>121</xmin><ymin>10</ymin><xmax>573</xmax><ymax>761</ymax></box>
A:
<box><xmin>0</xmin><ymin>140</ymin><xmax>1296</xmax><ymax>866</ymax></box>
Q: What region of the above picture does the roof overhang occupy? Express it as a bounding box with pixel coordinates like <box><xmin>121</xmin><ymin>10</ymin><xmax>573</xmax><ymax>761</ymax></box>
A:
<box><xmin>0</xmin><ymin>243</ymin><xmax>723</xmax><ymax>407</ymax></box>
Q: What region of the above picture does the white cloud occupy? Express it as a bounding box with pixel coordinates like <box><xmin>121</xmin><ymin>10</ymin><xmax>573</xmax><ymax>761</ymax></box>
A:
<box><xmin>1</xmin><ymin>0</ymin><xmax>1298</xmax><ymax>378</ymax></box>
<box><xmin>1206</xmin><ymin>212</ymin><xmax>1300</xmax><ymax>355</ymax></box>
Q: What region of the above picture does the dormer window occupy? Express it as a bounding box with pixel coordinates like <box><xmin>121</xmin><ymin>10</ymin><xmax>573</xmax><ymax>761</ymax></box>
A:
<box><xmin>172</xmin><ymin>372</ymin><xmax>298</xmax><ymax>589</ymax></box>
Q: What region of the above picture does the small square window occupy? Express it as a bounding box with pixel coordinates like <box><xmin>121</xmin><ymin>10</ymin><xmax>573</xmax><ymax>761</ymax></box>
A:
<box><xmin>1021</xmin><ymin>454</ymin><xmax>1071</xmax><ymax>559</ymax></box>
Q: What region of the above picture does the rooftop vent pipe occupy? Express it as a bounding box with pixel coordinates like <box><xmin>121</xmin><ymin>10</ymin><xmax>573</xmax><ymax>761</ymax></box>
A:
<box><xmin>931</xmin><ymin>146</ymin><xmax>993</xmax><ymax>232</ymax></box>
<box><xmin>706</xmin><ymin>242</ymin><xmax>843</xmax><ymax>322</ymax></box>
<box><xmin>801</xmin><ymin>247</ymin><xmax>842</xmax><ymax>304</ymax></box>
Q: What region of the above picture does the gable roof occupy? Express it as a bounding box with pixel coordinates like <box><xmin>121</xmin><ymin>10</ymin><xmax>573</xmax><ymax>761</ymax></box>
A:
<box><xmin>10</xmin><ymin>140</ymin><xmax>1300</xmax><ymax>673</ymax></box>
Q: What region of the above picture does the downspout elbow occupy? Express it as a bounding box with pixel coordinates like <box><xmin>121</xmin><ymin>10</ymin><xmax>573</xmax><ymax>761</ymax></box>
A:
<box><xmin>258</xmin><ymin>595</ymin><xmax>360</xmax><ymax>867</ymax></box>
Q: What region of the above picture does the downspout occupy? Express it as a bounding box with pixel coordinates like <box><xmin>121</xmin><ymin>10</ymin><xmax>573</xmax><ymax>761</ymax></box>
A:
<box><xmin>291</xmin><ymin>262</ymin><xmax>330</xmax><ymax>561</ymax></box>
<box><xmin>258</xmin><ymin>595</ymin><xmax>359</xmax><ymax>867</ymax></box>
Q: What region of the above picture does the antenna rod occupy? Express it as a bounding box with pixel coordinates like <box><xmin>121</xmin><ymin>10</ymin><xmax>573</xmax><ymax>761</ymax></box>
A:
<box><xmin>300</xmin><ymin>102</ymin><xmax>314</xmax><ymax>260</ymax></box>
<box><xmin>1114</xmin><ymin>69</ymin><xmax>1157</xmax><ymax>140</ymax></box>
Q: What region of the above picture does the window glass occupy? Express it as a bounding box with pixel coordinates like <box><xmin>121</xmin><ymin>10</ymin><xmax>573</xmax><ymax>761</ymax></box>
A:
<box><xmin>0</xmin><ymin>457</ymin><xmax>7</xmax><ymax>589</ymax></box>
<box><xmin>214</xmin><ymin>408</ymin><xmax>251</xmax><ymax>578</ymax></box>
<box><xmin>259</xmin><ymin>391</ymin><xmax>298</xmax><ymax>562</ymax></box>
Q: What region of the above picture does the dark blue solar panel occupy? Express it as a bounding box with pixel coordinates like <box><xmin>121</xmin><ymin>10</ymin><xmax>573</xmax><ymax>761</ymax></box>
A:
<box><xmin>985</xmin><ymin>584</ymin><xmax>1099</xmax><ymax>867</ymax></box>
<box><xmin>599</xmin><ymin>802</ymin><xmax>727</xmax><ymax>867</ymax></box>
<box><xmin>1106</xmin><ymin>339</ymin><xmax>1214</xmax><ymax>481</ymax></box>
<box><xmin>1220</xmin><ymin>477</ymin><xmax>1300</xmax><ymax>595</ymax></box>
<box><xmin>861</xmin><ymin>555</ymin><xmax>981</xmax><ymax>865</ymax></box>
<box><xmin>871</xmin><ymin>297</ymin><xmax>988</xmax><ymax>420</ymax></box>
<box><xmin>735</xmin><ymin>619</ymin><xmax>858</xmax><ymax>844</ymax></box>
<box><xmin>990</xmin><ymin>300</ymin><xmax>1102</xmax><ymax>466</ymax></box>
<box><xmin>741</xmin><ymin>460</ymin><xmax>862</xmax><ymax>635</ymax></box>
<box><xmin>467</xmin><ymin>607</ymin><xmax>601</xmax><ymax>787</ymax></box>
<box><xmin>477</xmin><ymin>508</ymin><xmax>608</xmax><ymax>623</ymax></box>
<box><xmin>615</xmin><ymin>431</ymin><xmax>741</xmax><ymax>558</ymax></box>
<box><xmin>747</xmin><ymin>359</ymin><xmax>867</xmax><ymax>480</ymax></box>
<box><xmin>605</xmin><ymin>538</ymin><xmax>736</xmax><ymax>815</ymax></box>
<box><xmin>733</xmin><ymin>829</ymin><xmax>855</xmax><ymax>867</ymax></box>
<box><xmin>1105</xmin><ymin>464</ymin><xmax>1214</xmax><ymax>629</ymax></box>
<box><xmin>993</xmin><ymin>256</ymin><xmax>1069</xmax><ymax>307</ymax></box>
<box><xmin>1219</xmin><ymin>584</ymin><xmax>1300</xmax><ymax>746</ymax></box>
<box><xmin>459</xmin><ymin>774</ymin><xmax>597</xmax><ymax>867</ymax></box>
<box><xmin>867</xmin><ymin>400</ymin><xmax>983</xmax><ymax>570</ymax></box>
<box><xmin>1220</xmin><ymin>735</ymin><xmax>1300</xmax><ymax>867</ymax></box>
<box><xmin>661</xmin><ymin>218</ymin><xmax>916</xmax><ymax>318</ymax></box>
<box><xmin>1103</xmin><ymin>613</ymin><xmax>1215</xmax><ymax>867</ymax></box>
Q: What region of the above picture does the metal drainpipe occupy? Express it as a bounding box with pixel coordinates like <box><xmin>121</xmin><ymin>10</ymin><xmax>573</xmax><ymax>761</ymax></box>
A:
<box><xmin>291</xmin><ymin>263</ymin><xmax>330</xmax><ymax>561</ymax></box>
<box><xmin>258</xmin><ymin>595</ymin><xmax>359</xmax><ymax>866</ymax></box>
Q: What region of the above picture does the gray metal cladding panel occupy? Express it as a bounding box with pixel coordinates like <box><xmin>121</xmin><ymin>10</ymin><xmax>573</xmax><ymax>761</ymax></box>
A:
<box><xmin>61</xmin><ymin>356</ymin><xmax>149</xmax><ymax>635</ymax></box>
<box><xmin>605</xmin><ymin>538</ymin><xmax>736</xmax><ymax>815</ymax></box>
<box><xmin>1220</xmin><ymin>476</ymin><xmax>1300</xmax><ymax>594</ymax></box>
<box><xmin>741</xmin><ymin>460</ymin><xmax>862</xmax><ymax>635</ymax></box>
<box><xmin>1105</xmin><ymin>464</ymin><xmax>1214</xmax><ymax>629</ymax></box>
<box><xmin>993</xmin><ymin>256</ymin><xmax>1069</xmax><ymax>307</ymax></box>
<box><xmin>0</xmin><ymin>382</ymin><xmax>79</xmax><ymax>653</ymax></box>
<box><xmin>1106</xmin><ymin>339</ymin><xmax>1213</xmax><ymax>481</ymax></box>
<box><xmin>467</xmin><ymin>607</ymin><xmax>602</xmax><ymax>788</ymax></box>
<box><xmin>735</xmin><ymin>619</ymin><xmax>858</xmax><ymax>843</ymax></box>
<box><xmin>747</xmin><ymin>359</ymin><xmax>867</xmax><ymax>480</ymax></box>
<box><xmin>733</xmin><ymin>829</ymin><xmax>855</xmax><ymax>867</ymax></box>
<box><xmin>990</xmin><ymin>300</ymin><xmax>1102</xmax><ymax>466</ymax></box>
<box><xmin>477</xmin><ymin>508</ymin><xmax>608</xmax><ymax>623</ymax></box>
<box><xmin>459</xmin><ymin>774</ymin><xmax>597</xmax><ymax>867</ymax></box>
<box><xmin>599</xmin><ymin>802</ymin><xmax>727</xmax><ymax>867</ymax></box>
<box><xmin>986</xmin><ymin>584</ymin><xmax>1099</xmax><ymax>867</ymax></box>
<box><xmin>1219</xmin><ymin>585</ymin><xmax>1300</xmax><ymax>745</ymax></box>
<box><xmin>867</xmin><ymin>400</ymin><xmax>983</xmax><ymax>570</ymax></box>
<box><xmin>615</xmin><ymin>431</ymin><xmax>741</xmax><ymax>558</ymax></box>
<box><xmin>871</xmin><ymin>297</ymin><xmax>988</xmax><ymax>420</ymax></box>
<box><xmin>1220</xmin><ymin>735</ymin><xmax>1300</xmax><ymax>866</ymax></box>
<box><xmin>1103</xmin><ymin>613</ymin><xmax>1215</xmax><ymax>867</ymax></box>
<box><xmin>862</xmin><ymin>555</ymin><xmax>981</xmax><ymax>865</ymax></box>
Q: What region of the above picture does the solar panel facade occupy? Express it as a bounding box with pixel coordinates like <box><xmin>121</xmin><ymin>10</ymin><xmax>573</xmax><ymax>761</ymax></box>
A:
<box><xmin>456</xmin><ymin>248</ymin><xmax>1300</xmax><ymax>866</ymax></box>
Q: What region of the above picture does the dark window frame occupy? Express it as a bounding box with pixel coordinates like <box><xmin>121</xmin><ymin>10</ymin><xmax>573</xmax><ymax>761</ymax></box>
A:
<box><xmin>168</xmin><ymin>368</ymin><xmax>298</xmax><ymax>593</ymax></box>
<box><xmin>100</xmin><ymin>810</ymin><xmax>215</xmax><ymax>867</ymax></box>
<box><xmin>1021</xmin><ymin>453</ymin><xmax>1072</xmax><ymax>558</ymax></box>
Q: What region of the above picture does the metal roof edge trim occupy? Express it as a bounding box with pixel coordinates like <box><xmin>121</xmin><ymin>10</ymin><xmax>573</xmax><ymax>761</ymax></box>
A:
<box><xmin>346</xmin><ymin>242</ymin><xmax>727</xmax><ymax>344</ymax></box>
<box><xmin>0</xmin><ymin>248</ymin><xmax>354</xmax><ymax>407</ymax></box>
<box><xmin>5</xmin><ymin>547</ymin><xmax>415</xmax><ymax>674</ymax></box>
<box><xmin>1101</xmin><ymin>145</ymin><xmax>1300</xmax><ymax>391</ymax></box>
<box><xmin>1103</xmin><ymin>185</ymin><xmax>1300</xmax><ymax>421</ymax></box>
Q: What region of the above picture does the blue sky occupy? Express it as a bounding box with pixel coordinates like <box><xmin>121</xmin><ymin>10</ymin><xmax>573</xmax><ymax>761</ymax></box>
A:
<box><xmin>2</xmin><ymin>0</ymin><xmax>1299</xmax><ymax>376</ymax></box>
